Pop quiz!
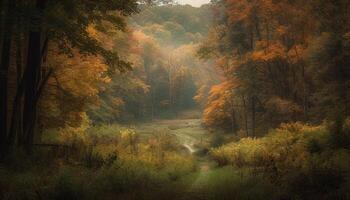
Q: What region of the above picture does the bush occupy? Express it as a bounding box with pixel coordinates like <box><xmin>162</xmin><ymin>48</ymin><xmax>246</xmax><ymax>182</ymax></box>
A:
<box><xmin>0</xmin><ymin>122</ymin><xmax>197</xmax><ymax>200</ymax></box>
<box><xmin>210</xmin><ymin>134</ymin><xmax>225</xmax><ymax>148</ymax></box>
<box><xmin>211</xmin><ymin>122</ymin><xmax>350</xmax><ymax>199</ymax></box>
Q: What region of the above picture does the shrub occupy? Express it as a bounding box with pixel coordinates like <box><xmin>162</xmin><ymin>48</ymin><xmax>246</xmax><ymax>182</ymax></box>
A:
<box><xmin>211</xmin><ymin>122</ymin><xmax>350</xmax><ymax>199</ymax></box>
<box><xmin>210</xmin><ymin>134</ymin><xmax>225</xmax><ymax>148</ymax></box>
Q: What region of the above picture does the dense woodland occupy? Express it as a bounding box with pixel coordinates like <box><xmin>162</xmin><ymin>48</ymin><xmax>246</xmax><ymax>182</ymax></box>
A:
<box><xmin>0</xmin><ymin>0</ymin><xmax>350</xmax><ymax>200</ymax></box>
<box><xmin>199</xmin><ymin>0</ymin><xmax>350</xmax><ymax>135</ymax></box>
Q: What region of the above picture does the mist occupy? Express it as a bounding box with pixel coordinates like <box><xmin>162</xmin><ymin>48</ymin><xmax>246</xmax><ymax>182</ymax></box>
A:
<box><xmin>1</xmin><ymin>1</ymin><xmax>349</xmax><ymax>199</ymax></box>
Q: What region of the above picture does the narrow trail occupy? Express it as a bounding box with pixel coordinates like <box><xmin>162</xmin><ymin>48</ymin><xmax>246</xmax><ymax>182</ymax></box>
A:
<box><xmin>134</xmin><ymin>114</ymin><xmax>216</xmax><ymax>189</ymax></box>
<box><xmin>135</xmin><ymin>116</ymin><xmax>211</xmax><ymax>157</ymax></box>
<box><xmin>159</xmin><ymin>118</ymin><xmax>216</xmax><ymax>194</ymax></box>
<box><xmin>134</xmin><ymin>112</ymin><xmax>226</xmax><ymax>199</ymax></box>
<box><xmin>134</xmin><ymin>110</ymin><xmax>212</xmax><ymax>156</ymax></box>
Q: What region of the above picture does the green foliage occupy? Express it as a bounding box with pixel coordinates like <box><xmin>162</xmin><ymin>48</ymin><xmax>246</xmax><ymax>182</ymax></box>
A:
<box><xmin>132</xmin><ymin>5</ymin><xmax>212</xmax><ymax>45</ymax></box>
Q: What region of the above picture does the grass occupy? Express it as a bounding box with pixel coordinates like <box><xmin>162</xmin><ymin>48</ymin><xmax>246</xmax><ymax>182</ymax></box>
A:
<box><xmin>8</xmin><ymin>115</ymin><xmax>348</xmax><ymax>200</ymax></box>
<box><xmin>143</xmin><ymin>166</ymin><xmax>280</xmax><ymax>200</ymax></box>
<box><xmin>184</xmin><ymin>167</ymin><xmax>280</xmax><ymax>200</ymax></box>
<box><xmin>1</xmin><ymin>116</ymin><xmax>205</xmax><ymax>200</ymax></box>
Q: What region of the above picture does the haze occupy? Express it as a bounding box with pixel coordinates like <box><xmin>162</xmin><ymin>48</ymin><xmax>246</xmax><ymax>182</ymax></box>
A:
<box><xmin>177</xmin><ymin>0</ymin><xmax>210</xmax><ymax>7</ymax></box>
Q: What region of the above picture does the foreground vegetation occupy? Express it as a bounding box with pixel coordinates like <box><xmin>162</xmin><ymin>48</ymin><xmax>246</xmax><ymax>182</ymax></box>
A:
<box><xmin>0</xmin><ymin>123</ymin><xmax>197</xmax><ymax>200</ymax></box>
<box><xmin>211</xmin><ymin>120</ymin><xmax>350</xmax><ymax>199</ymax></box>
<box><xmin>1</xmin><ymin>118</ymin><xmax>350</xmax><ymax>200</ymax></box>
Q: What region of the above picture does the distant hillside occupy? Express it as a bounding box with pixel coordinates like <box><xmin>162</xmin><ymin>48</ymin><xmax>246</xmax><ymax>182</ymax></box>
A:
<box><xmin>131</xmin><ymin>4</ymin><xmax>213</xmax><ymax>45</ymax></box>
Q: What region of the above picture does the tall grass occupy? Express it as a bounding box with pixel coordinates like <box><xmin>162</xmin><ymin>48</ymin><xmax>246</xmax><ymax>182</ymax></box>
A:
<box><xmin>210</xmin><ymin>122</ymin><xmax>350</xmax><ymax>199</ymax></box>
<box><xmin>0</xmin><ymin>123</ymin><xmax>197</xmax><ymax>200</ymax></box>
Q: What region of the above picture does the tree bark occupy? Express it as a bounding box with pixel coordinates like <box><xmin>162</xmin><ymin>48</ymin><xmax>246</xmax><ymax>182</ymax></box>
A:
<box><xmin>0</xmin><ymin>0</ymin><xmax>3</xmax><ymax>44</ymax></box>
<box><xmin>8</xmin><ymin>31</ymin><xmax>23</xmax><ymax>146</ymax></box>
<box><xmin>23</xmin><ymin>0</ymin><xmax>47</xmax><ymax>152</ymax></box>
<box><xmin>0</xmin><ymin>0</ymin><xmax>15</xmax><ymax>155</ymax></box>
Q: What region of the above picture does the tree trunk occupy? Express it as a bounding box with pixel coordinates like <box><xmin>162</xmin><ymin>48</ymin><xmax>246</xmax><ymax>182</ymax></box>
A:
<box><xmin>151</xmin><ymin>87</ymin><xmax>155</xmax><ymax>121</ymax></box>
<box><xmin>242</xmin><ymin>95</ymin><xmax>249</xmax><ymax>137</ymax></box>
<box><xmin>250</xmin><ymin>26</ymin><xmax>254</xmax><ymax>50</ymax></box>
<box><xmin>8</xmin><ymin>32</ymin><xmax>23</xmax><ymax>146</ymax></box>
<box><xmin>23</xmin><ymin>32</ymin><xmax>41</xmax><ymax>151</ymax></box>
<box><xmin>23</xmin><ymin>0</ymin><xmax>47</xmax><ymax>152</ymax></box>
<box><xmin>0</xmin><ymin>0</ymin><xmax>15</xmax><ymax>155</ymax></box>
<box><xmin>302</xmin><ymin>63</ymin><xmax>307</xmax><ymax>120</ymax></box>
<box><xmin>230</xmin><ymin>108</ymin><xmax>236</xmax><ymax>133</ymax></box>
<box><xmin>0</xmin><ymin>0</ymin><xmax>3</xmax><ymax>44</ymax></box>
<box><xmin>229</xmin><ymin>94</ymin><xmax>237</xmax><ymax>134</ymax></box>
<box><xmin>251</xmin><ymin>96</ymin><xmax>256</xmax><ymax>137</ymax></box>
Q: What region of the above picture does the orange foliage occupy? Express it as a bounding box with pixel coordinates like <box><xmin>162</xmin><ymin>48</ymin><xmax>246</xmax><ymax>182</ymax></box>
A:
<box><xmin>203</xmin><ymin>81</ymin><xmax>239</xmax><ymax>130</ymax></box>
<box><xmin>40</xmin><ymin>46</ymin><xmax>109</xmax><ymax>128</ymax></box>
<box><xmin>251</xmin><ymin>42</ymin><xmax>286</xmax><ymax>62</ymax></box>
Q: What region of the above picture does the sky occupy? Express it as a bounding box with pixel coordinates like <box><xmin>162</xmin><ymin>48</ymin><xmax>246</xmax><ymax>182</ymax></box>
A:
<box><xmin>177</xmin><ymin>0</ymin><xmax>210</xmax><ymax>7</ymax></box>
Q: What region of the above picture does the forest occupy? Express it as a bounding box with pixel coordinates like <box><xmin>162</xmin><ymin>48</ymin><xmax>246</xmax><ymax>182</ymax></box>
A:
<box><xmin>0</xmin><ymin>0</ymin><xmax>350</xmax><ymax>199</ymax></box>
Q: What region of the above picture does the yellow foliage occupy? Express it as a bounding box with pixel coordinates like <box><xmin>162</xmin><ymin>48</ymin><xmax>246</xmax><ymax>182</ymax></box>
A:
<box><xmin>89</xmin><ymin>128</ymin><xmax>196</xmax><ymax>173</ymax></box>
<box><xmin>40</xmin><ymin>46</ymin><xmax>110</xmax><ymax>128</ymax></box>
<box><xmin>57</xmin><ymin>112</ymin><xmax>91</xmax><ymax>145</ymax></box>
<box><xmin>211</xmin><ymin>123</ymin><xmax>327</xmax><ymax>176</ymax></box>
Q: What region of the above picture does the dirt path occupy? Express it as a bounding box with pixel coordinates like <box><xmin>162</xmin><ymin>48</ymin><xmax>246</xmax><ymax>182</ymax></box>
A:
<box><xmin>134</xmin><ymin>114</ymin><xmax>219</xmax><ymax>198</ymax></box>
<box><xmin>135</xmin><ymin>116</ymin><xmax>215</xmax><ymax>172</ymax></box>
<box><xmin>135</xmin><ymin>117</ymin><xmax>210</xmax><ymax>154</ymax></box>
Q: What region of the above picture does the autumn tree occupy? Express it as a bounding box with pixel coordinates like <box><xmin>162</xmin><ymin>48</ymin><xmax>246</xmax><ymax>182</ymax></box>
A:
<box><xmin>0</xmin><ymin>0</ymin><xmax>138</xmax><ymax>155</ymax></box>
<box><xmin>199</xmin><ymin>0</ymin><xmax>338</xmax><ymax>134</ymax></box>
